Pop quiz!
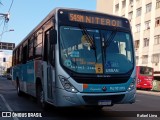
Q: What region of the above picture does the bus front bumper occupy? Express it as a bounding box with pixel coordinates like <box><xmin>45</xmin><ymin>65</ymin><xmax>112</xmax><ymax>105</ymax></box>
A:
<box><xmin>55</xmin><ymin>88</ymin><xmax>136</xmax><ymax>107</ymax></box>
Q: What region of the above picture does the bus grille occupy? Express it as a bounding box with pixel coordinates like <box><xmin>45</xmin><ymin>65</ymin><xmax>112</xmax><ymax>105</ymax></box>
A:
<box><xmin>72</xmin><ymin>76</ymin><xmax>129</xmax><ymax>84</ymax></box>
<box><xmin>82</xmin><ymin>94</ymin><xmax>125</xmax><ymax>105</ymax></box>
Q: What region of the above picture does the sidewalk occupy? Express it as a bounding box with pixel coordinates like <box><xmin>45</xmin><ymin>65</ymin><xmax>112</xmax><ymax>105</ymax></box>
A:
<box><xmin>137</xmin><ymin>90</ymin><xmax>160</xmax><ymax>96</ymax></box>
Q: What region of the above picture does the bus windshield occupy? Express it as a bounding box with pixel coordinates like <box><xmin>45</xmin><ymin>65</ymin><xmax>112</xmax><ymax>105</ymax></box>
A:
<box><xmin>140</xmin><ymin>67</ymin><xmax>153</xmax><ymax>76</ymax></box>
<box><xmin>60</xmin><ymin>26</ymin><xmax>134</xmax><ymax>74</ymax></box>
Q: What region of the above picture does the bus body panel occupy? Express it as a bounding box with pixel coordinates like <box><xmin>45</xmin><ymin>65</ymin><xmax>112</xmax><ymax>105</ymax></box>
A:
<box><xmin>13</xmin><ymin>61</ymin><xmax>37</xmax><ymax>96</ymax></box>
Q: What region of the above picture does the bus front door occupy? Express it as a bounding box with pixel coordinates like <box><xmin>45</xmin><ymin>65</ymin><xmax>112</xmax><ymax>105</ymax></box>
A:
<box><xmin>44</xmin><ymin>30</ymin><xmax>56</xmax><ymax>102</ymax></box>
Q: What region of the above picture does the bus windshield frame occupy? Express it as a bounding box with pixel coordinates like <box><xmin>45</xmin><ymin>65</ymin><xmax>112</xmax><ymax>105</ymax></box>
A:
<box><xmin>57</xmin><ymin>9</ymin><xmax>135</xmax><ymax>76</ymax></box>
<box><xmin>59</xmin><ymin>25</ymin><xmax>134</xmax><ymax>75</ymax></box>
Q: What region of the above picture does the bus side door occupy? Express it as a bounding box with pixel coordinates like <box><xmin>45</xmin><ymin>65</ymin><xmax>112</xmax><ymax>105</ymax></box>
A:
<box><xmin>44</xmin><ymin>29</ymin><xmax>56</xmax><ymax>102</ymax></box>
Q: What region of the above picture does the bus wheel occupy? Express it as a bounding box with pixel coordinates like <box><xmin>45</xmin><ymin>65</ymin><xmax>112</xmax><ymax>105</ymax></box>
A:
<box><xmin>36</xmin><ymin>84</ymin><xmax>47</xmax><ymax>109</ymax></box>
<box><xmin>16</xmin><ymin>81</ymin><xmax>22</xmax><ymax>96</ymax></box>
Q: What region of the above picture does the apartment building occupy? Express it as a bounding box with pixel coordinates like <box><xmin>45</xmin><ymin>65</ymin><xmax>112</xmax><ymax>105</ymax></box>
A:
<box><xmin>97</xmin><ymin>0</ymin><xmax>160</xmax><ymax>72</ymax></box>
<box><xmin>0</xmin><ymin>51</ymin><xmax>12</xmax><ymax>75</ymax></box>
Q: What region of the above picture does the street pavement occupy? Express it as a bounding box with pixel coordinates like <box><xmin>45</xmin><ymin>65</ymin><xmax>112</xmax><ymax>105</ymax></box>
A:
<box><xmin>0</xmin><ymin>77</ymin><xmax>160</xmax><ymax>120</ymax></box>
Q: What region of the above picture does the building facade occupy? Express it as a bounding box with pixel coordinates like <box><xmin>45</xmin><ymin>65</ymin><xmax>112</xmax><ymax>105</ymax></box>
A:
<box><xmin>97</xmin><ymin>0</ymin><xmax>160</xmax><ymax>72</ymax></box>
<box><xmin>0</xmin><ymin>51</ymin><xmax>12</xmax><ymax>75</ymax></box>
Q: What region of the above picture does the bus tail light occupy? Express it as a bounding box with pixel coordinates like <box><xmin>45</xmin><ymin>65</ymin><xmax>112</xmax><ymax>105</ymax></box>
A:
<box><xmin>59</xmin><ymin>76</ymin><xmax>78</xmax><ymax>93</ymax></box>
<box><xmin>127</xmin><ymin>78</ymin><xmax>136</xmax><ymax>91</ymax></box>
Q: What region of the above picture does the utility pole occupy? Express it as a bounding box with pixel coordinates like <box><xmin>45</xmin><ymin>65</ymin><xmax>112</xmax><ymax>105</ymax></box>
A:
<box><xmin>0</xmin><ymin>12</ymin><xmax>11</xmax><ymax>41</ymax></box>
<box><xmin>0</xmin><ymin>13</ymin><xmax>10</xmax><ymax>22</ymax></box>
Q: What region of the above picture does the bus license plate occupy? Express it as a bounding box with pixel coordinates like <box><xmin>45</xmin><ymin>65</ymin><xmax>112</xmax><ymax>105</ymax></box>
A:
<box><xmin>98</xmin><ymin>100</ymin><xmax>112</xmax><ymax>106</ymax></box>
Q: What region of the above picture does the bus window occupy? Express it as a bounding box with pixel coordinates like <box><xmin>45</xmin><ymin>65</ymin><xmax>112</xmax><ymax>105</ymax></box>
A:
<box><xmin>103</xmin><ymin>31</ymin><xmax>134</xmax><ymax>74</ymax></box>
<box><xmin>34</xmin><ymin>31</ymin><xmax>43</xmax><ymax>58</ymax></box>
<box><xmin>28</xmin><ymin>38</ymin><xmax>34</xmax><ymax>59</ymax></box>
<box><xmin>19</xmin><ymin>46</ymin><xmax>22</xmax><ymax>63</ymax></box>
<box><xmin>22</xmin><ymin>45</ymin><xmax>28</xmax><ymax>64</ymax></box>
<box><xmin>60</xmin><ymin>26</ymin><xmax>102</xmax><ymax>74</ymax></box>
<box><xmin>140</xmin><ymin>67</ymin><xmax>153</xmax><ymax>76</ymax></box>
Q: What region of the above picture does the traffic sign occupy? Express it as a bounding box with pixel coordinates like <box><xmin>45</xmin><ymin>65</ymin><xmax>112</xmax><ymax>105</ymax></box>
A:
<box><xmin>0</xmin><ymin>42</ymin><xmax>15</xmax><ymax>50</ymax></box>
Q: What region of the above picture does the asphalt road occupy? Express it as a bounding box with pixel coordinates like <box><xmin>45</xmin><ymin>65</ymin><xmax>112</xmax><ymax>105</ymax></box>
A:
<box><xmin>0</xmin><ymin>77</ymin><xmax>160</xmax><ymax>120</ymax></box>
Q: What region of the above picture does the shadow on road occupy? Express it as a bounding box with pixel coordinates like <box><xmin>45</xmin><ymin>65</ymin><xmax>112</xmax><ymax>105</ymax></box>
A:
<box><xmin>41</xmin><ymin>106</ymin><xmax>129</xmax><ymax>120</ymax></box>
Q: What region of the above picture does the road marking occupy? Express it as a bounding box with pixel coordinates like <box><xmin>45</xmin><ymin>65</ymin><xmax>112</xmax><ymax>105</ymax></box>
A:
<box><xmin>0</xmin><ymin>94</ymin><xmax>19</xmax><ymax>120</ymax></box>
<box><xmin>136</xmin><ymin>99</ymin><xmax>140</xmax><ymax>102</ymax></box>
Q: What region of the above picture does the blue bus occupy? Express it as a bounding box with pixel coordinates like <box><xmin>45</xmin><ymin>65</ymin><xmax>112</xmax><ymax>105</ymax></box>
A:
<box><xmin>12</xmin><ymin>8</ymin><xmax>136</xmax><ymax>108</ymax></box>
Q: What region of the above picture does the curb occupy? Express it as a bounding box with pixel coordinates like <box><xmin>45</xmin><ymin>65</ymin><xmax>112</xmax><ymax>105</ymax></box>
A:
<box><xmin>137</xmin><ymin>90</ymin><xmax>160</xmax><ymax>96</ymax></box>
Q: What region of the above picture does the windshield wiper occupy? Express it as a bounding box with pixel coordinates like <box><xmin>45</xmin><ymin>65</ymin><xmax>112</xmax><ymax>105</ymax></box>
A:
<box><xmin>103</xmin><ymin>31</ymin><xmax>117</xmax><ymax>62</ymax></box>
<box><xmin>78</xmin><ymin>24</ymin><xmax>96</xmax><ymax>50</ymax></box>
<box><xmin>104</xmin><ymin>31</ymin><xmax>117</xmax><ymax>48</ymax></box>
<box><xmin>78</xmin><ymin>24</ymin><xmax>98</xmax><ymax>62</ymax></box>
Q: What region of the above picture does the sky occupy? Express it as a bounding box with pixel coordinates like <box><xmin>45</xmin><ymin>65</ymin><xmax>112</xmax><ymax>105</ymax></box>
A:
<box><xmin>0</xmin><ymin>0</ymin><xmax>96</xmax><ymax>49</ymax></box>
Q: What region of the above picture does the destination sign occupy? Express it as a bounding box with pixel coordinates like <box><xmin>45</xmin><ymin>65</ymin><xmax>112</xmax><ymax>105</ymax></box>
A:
<box><xmin>69</xmin><ymin>13</ymin><xmax>122</xmax><ymax>27</ymax></box>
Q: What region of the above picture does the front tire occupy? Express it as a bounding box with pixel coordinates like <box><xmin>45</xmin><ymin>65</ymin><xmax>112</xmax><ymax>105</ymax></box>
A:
<box><xmin>36</xmin><ymin>84</ymin><xmax>48</xmax><ymax>109</ymax></box>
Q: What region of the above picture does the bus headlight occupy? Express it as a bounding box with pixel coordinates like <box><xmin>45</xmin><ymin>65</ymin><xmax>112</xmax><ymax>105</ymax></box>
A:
<box><xmin>127</xmin><ymin>78</ymin><xmax>136</xmax><ymax>91</ymax></box>
<box><xmin>59</xmin><ymin>76</ymin><xmax>78</xmax><ymax>93</ymax></box>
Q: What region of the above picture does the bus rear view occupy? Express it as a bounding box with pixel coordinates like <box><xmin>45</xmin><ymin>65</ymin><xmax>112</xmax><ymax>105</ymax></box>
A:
<box><xmin>136</xmin><ymin>66</ymin><xmax>154</xmax><ymax>90</ymax></box>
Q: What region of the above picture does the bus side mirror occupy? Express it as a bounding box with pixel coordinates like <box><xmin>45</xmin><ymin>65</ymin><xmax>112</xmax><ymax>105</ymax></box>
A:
<box><xmin>49</xmin><ymin>29</ymin><xmax>57</xmax><ymax>45</ymax></box>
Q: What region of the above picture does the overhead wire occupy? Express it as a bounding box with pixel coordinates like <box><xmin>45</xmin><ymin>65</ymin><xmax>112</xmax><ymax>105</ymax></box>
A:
<box><xmin>0</xmin><ymin>21</ymin><xmax>7</xmax><ymax>41</ymax></box>
<box><xmin>8</xmin><ymin>0</ymin><xmax>14</xmax><ymax>13</ymax></box>
<box><xmin>0</xmin><ymin>19</ymin><xmax>4</xmax><ymax>28</ymax></box>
